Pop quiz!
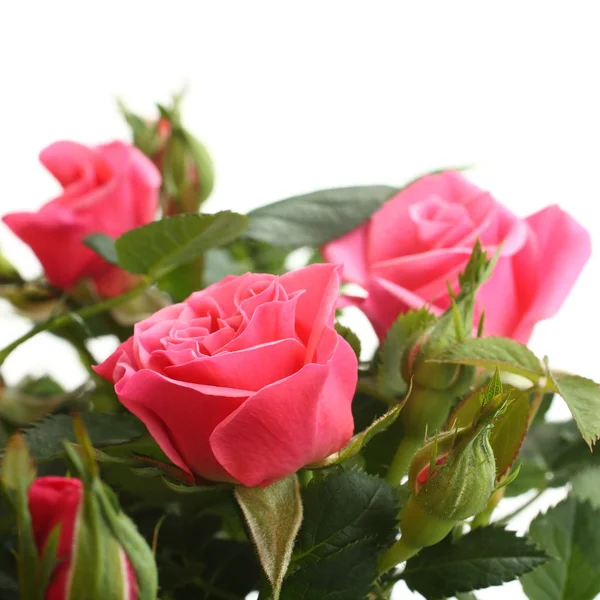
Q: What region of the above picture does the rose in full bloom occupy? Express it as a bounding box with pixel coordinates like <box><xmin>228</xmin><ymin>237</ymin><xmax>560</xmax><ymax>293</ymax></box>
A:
<box><xmin>323</xmin><ymin>171</ymin><xmax>591</xmax><ymax>342</ymax></box>
<box><xmin>3</xmin><ymin>141</ymin><xmax>160</xmax><ymax>297</ymax></box>
<box><xmin>94</xmin><ymin>264</ymin><xmax>357</xmax><ymax>488</ymax></box>
<box><xmin>28</xmin><ymin>476</ymin><xmax>138</xmax><ymax>600</ymax></box>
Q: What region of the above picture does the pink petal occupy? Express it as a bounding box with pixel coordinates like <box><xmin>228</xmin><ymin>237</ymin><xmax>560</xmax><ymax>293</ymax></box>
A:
<box><xmin>280</xmin><ymin>263</ymin><xmax>342</xmax><ymax>361</ymax></box>
<box><xmin>475</xmin><ymin>256</ymin><xmax>520</xmax><ymax>337</ymax></box>
<box><xmin>114</xmin><ymin>367</ymin><xmax>247</xmax><ymax>482</ymax></box>
<box><xmin>222</xmin><ymin>296</ymin><xmax>299</xmax><ymax>351</ymax></box>
<box><xmin>164</xmin><ymin>338</ymin><xmax>305</xmax><ymax>391</ymax></box>
<box><xmin>368</xmin><ymin>171</ymin><xmax>485</xmax><ymax>262</ymax></box>
<box><xmin>39</xmin><ymin>141</ymin><xmax>99</xmax><ymax>202</ymax></box>
<box><xmin>2</xmin><ymin>209</ymin><xmax>104</xmax><ymax>289</ymax></box>
<box><xmin>322</xmin><ymin>224</ymin><xmax>370</xmax><ymax>285</ymax></box>
<box><xmin>210</xmin><ymin>334</ymin><xmax>357</xmax><ymax>487</ymax></box>
<box><xmin>511</xmin><ymin>205</ymin><xmax>591</xmax><ymax>342</ymax></box>
<box><xmin>93</xmin><ymin>337</ymin><xmax>136</xmax><ymax>382</ymax></box>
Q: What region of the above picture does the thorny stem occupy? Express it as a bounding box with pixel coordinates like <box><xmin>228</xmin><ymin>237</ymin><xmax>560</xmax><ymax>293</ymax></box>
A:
<box><xmin>0</xmin><ymin>279</ymin><xmax>150</xmax><ymax>366</ymax></box>
<box><xmin>386</xmin><ymin>436</ymin><xmax>421</xmax><ymax>487</ymax></box>
<box><xmin>378</xmin><ymin>536</ymin><xmax>420</xmax><ymax>574</ymax></box>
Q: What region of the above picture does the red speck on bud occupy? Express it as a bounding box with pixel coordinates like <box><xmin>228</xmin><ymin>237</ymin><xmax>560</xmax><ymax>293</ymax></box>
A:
<box><xmin>415</xmin><ymin>454</ymin><xmax>448</xmax><ymax>494</ymax></box>
<box><xmin>157</xmin><ymin>117</ymin><xmax>171</xmax><ymax>139</ymax></box>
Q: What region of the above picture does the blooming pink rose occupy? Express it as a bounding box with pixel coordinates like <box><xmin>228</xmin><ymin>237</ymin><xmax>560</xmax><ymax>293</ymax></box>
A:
<box><xmin>94</xmin><ymin>264</ymin><xmax>357</xmax><ymax>487</ymax></box>
<box><xmin>3</xmin><ymin>141</ymin><xmax>160</xmax><ymax>297</ymax></box>
<box><xmin>28</xmin><ymin>476</ymin><xmax>138</xmax><ymax>600</ymax></box>
<box><xmin>323</xmin><ymin>171</ymin><xmax>591</xmax><ymax>342</ymax></box>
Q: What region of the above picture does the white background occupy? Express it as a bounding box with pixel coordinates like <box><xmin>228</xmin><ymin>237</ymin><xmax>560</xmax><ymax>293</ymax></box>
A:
<box><xmin>1</xmin><ymin>3</ymin><xmax>599</xmax><ymax>599</ymax></box>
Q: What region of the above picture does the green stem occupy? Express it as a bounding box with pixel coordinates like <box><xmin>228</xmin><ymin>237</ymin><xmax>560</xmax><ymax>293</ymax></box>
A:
<box><xmin>471</xmin><ymin>486</ymin><xmax>504</xmax><ymax>529</ymax></box>
<box><xmin>0</xmin><ymin>279</ymin><xmax>150</xmax><ymax>366</ymax></box>
<box><xmin>386</xmin><ymin>436</ymin><xmax>421</xmax><ymax>487</ymax></box>
<box><xmin>378</xmin><ymin>536</ymin><xmax>420</xmax><ymax>574</ymax></box>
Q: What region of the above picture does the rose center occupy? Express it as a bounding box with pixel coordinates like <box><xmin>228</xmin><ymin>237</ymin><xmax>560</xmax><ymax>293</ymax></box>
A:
<box><xmin>409</xmin><ymin>196</ymin><xmax>474</xmax><ymax>246</ymax></box>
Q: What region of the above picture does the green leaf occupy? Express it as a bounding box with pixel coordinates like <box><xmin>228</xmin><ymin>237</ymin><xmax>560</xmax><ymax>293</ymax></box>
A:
<box><xmin>402</xmin><ymin>526</ymin><xmax>547</xmax><ymax>599</ymax></box>
<box><xmin>521</xmin><ymin>497</ymin><xmax>600</xmax><ymax>600</ymax></box>
<box><xmin>307</xmin><ymin>402</ymin><xmax>405</xmax><ymax>468</ymax></box>
<box><xmin>334</xmin><ymin>323</ymin><xmax>361</xmax><ymax>361</ymax></box>
<box><xmin>281</xmin><ymin>539</ymin><xmax>377</xmax><ymax>600</ymax></box>
<box><xmin>448</xmin><ymin>376</ymin><xmax>528</xmax><ymax>481</ymax></box>
<box><xmin>235</xmin><ymin>474</ymin><xmax>303</xmax><ymax>600</ymax></box>
<box><xmin>1</xmin><ymin>435</ymin><xmax>36</xmax><ymax>497</ymax></box>
<box><xmin>38</xmin><ymin>525</ymin><xmax>61</xmax><ymax>594</ymax></box>
<box><xmin>245</xmin><ymin>186</ymin><xmax>398</xmax><ymax>247</ymax></box>
<box><xmin>83</xmin><ymin>234</ymin><xmax>119</xmax><ymax>266</ymax></box>
<box><xmin>378</xmin><ymin>308</ymin><xmax>436</xmax><ymax>397</ymax></box>
<box><xmin>513</xmin><ymin>419</ymin><xmax>600</xmax><ymax>496</ymax></box>
<box><xmin>482</xmin><ymin>368</ymin><xmax>503</xmax><ymax>406</ymax></box>
<box><xmin>281</xmin><ymin>470</ymin><xmax>397</xmax><ymax>600</ymax></box>
<box><xmin>549</xmin><ymin>374</ymin><xmax>600</xmax><ymax>449</ymax></box>
<box><xmin>21</xmin><ymin>413</ymin><xmax>147</xmax><ymax>461</ymax></box>
<box><xmin>95</xmin><ymin>481</ymin><xmax>159</xmax><ymax>600</ymax></box>
<box><xmin>430</xmin><ymin>337</ymin><xmax>544</xmax><ymax>383</ymax></box>
<box><xmin>572</xmin><ymin>468</ymin><xmax>600</xmax><ymax>510</ymax></box>
<box><xmin>292</xmin><ymin>469</ymin><xmax>397</xmax><ymax>564</ymax></box>
<box><xmin>203</xmin><ymin>248</ymin><xmax>249</xmax><ymax>287</ymax></box>
<box><xmin>1</xmin><ymin>436</ymin><xmax>38</xmax><ymax>600</ymax></box>
<box><xmin>115</xmin><ymin>211</ymin><xmax>248</xmax><ymax>276</ymax></box>
<box><xmin>489</xmin><ymin>392</ymin><xmax>531</xmax><ymax>479</ymax></box>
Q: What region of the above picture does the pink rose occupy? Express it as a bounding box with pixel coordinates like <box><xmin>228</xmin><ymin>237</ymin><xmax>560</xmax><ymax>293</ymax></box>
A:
<box><xmin>94</xmin><ymin>264</ymin><xmax>357</xmax><ymax>487</ymax></box>
<box><xmin>3</xmin><ymin>141</ymin><xmax>160</xmax><ymax>297</ymax></box>
<box><xmin>28</xmin><ymin>476</ymin><xmax>138</xmax><ymax>600</ymax></box>
<box><xmin>323</xmin><ymin>171</ymin><xmax>591</xmax><ymax>342</ymax></box>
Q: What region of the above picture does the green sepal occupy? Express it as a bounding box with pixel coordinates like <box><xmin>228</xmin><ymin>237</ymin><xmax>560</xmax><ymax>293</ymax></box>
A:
<box><xmin>38</xmin><ymin>524</ymin><xmax>61</xmax><ymax>598</ymax></box>
<box><xmin>64</xmin><ymin>416</ymin><xmax>158</xmax><ymax>600</ymax></box>
<box><xmin>307</xmin><ymin>397</ymin><xmax>408</xmax><ymax>469</ymax></box>
<box><xmin>1</xmin><ymin>435</ymin><xmax>38</xmax><ymax>600</ymax></box>
<box><xmin>235</xmin><ymin>475</ymin><xmax>303</xmax><ymax>600</ymax></box>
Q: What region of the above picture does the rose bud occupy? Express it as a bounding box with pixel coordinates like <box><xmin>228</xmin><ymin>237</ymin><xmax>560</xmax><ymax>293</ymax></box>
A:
<box><xmin>28</xmin><ymin>476</ymin><xmax>157</xmax><ymax>600</ymax></box>
<box><xmin>156</xmin><ymin>120</ymin><xmax>214</xmax><ymax>216</ymax></box>
<box><xmin>3</xmin><ymin>141</ymin><xmax>160</xmax><ymax>298</ymax></box>
<box><xmin>404</xmin><ymin>421</ymin><xmax>496</xmax><ymax>533</ymax></box>
<box><xmin>324</xmin><ymin>171</ymin><xmax>591</xmax><ymax>343</ymax></box>
<box><xmin>94</xmin><ymin>263</ymin><xmax>358</xmax><ymax>488</ymax></box>
<box><xmin>379</xmin><ymin>417</ymin><xmax>497</xmax><ymax>572</ymax></box>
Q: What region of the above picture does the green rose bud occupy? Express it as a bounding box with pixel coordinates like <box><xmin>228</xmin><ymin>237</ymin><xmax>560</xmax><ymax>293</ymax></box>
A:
<box><xmin>400</xmin><ymin>416</ymin><xmax>496</xmax><ymax>550</ymax></box>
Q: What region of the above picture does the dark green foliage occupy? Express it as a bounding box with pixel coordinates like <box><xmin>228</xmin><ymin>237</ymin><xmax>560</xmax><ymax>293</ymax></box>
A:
<box><xmin>402</xmin><ymin>527</ymin><xmax>547</xmax><ymax>599</ymax></box>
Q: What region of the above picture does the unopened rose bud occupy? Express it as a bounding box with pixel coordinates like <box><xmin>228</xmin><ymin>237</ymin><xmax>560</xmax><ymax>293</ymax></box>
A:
<box><xmin>400</xmin><ymin>418</ymin><xmax>496</xmax><ymax>550</ymax></box>
<box><xmin>28</xmin><ymin>476</ymin><xmax>156</xmax><ymax>600</ymax></box>
<box><xmin>159</xmin><ymin>125</ymin><xmax>214</xmax><ymax>216</ymax></box>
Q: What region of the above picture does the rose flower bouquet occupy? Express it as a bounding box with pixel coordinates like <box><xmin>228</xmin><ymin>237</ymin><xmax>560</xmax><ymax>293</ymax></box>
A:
<box><xmin>0</xmin><ymin>95</ymin><xmax>597</xmax><ymax>600</ymax></box>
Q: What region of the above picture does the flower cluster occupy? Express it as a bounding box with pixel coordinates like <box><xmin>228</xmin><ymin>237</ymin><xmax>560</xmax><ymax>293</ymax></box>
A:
<box><xmin>0</xmin><ymin>96</ymin><xmax>596</xmax><ymax>600</ymax></box>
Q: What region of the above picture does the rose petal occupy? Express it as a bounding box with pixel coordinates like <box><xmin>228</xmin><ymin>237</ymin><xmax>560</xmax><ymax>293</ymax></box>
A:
<box><xmin>368</xmin><ymin>171</ymin><xmax>485</xmax><ymax>262</ymax></box>
<box><xmin>280</xmin><ymin>263</ymin><xmax>342</xmax><ymax>362</ymax></box>
<box><xmin>510</xmin><ymin>205</ymin><xmax>591</xmax><ymax>342</ymax></box>
<box><xmin>210</xmin><ymin>334</ymin><xmax>357</xmax><ymax>487</ymax></box>
<box><xmin>164</xmin><ymin>338</ymin><xmax>305</xmax><ymax>391</ymax></box>
<box><xmin>28</xmin><ymin>477</ymin><xmax>82</xmax><ymax>557</ymax></box>
<box><xmin>114</xmin><ymin>367</ymin><xmax>248</xmax><ymax>482</ymax></box>
<box><xmin>2</xmin><ymin>209</ymin><xmax>104</xmax><ymax>289</ymax></box>
<box><xmin>476</xmin><ymin>256</ymin><xmax>520</xmax><ymax>337</ymax></box>
<box><xmin>39</xmin><ymin>141</ymin><xmax>99</xmax><ymax>202</ymax></box>
<box><xmin>322</xmin><ymin>225</ymin><xmax>370</xmax><ymax>285</ymax></box>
